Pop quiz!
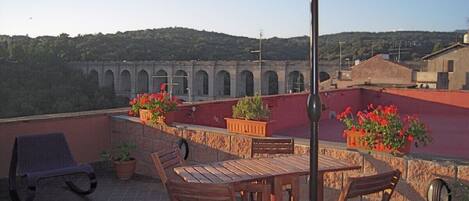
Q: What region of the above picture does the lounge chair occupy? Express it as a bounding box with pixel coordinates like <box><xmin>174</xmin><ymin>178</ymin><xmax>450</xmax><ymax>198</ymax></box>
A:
<box><xmin>9</xmin><ymin>133</ymin><xmax>97</xmax><ymax>201</ymax></box>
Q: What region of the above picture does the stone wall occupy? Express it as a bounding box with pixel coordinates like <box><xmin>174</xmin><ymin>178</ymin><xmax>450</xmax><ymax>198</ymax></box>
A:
<box><xmin>111</xmin><ymin>116</ymin><xmax>255</xmax><ymax>178</ymax></box>
<box><xmin>295</xmin><ymin>141</ymin><xmax>469</xmax><ymax>201</ymax></box>
<box><xmin>111</xmin><ymin>116</ymin><xmax>469</xmax><ymax>201</ymax></box>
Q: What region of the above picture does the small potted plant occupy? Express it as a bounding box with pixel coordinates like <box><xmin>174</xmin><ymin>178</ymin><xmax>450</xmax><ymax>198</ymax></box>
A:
<box><xmin>225</xmin><ymin>94</ymin><xmax>272</xmax><ymax>137</ymax></box>
<box><xmin>129</xmin><ymin>87</ymin><xmax>180</xmax><ymax>125</ymax></box>
<box><xmin>101</xmin><ymin>142</ymin><xmax>137</xmax><ymax>180</ymax></box>
<box><xmin>337</xmin><ymin>104</ymin><xmax>431</xmax><ymax>155</ymax></box>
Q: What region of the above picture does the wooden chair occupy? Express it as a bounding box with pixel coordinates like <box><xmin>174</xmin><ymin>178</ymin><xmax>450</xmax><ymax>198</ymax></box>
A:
<box><xmin>166</xmin><ymin>179</ymin><xmax>236</xmax><ymax>201</ymax></box>
<box><xmin>251</xmin><ymin>138</ymin><xmax>295</xmax><ymax>158</ymax></box>
<box><xmin>150</xmin><ymin>146</ymin><xmax>184</xmax><ymax>186</ymax></box>
<box><xmin>251</xmin><ymin>138</ymin><xmax>298</xmax><ymax>201</ymax></box>
<box><xmin>166</xmin><ymin>179</ymin><xmax>271</xmax><ymax>201</ymax></box>
<box><xmin>339</xmin><ymin>170</ymin><xmax>401</xmax><ymax>201</ymax></box>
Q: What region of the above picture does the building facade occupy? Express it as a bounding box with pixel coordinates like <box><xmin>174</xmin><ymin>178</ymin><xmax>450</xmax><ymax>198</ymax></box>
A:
<box><xmin>68</xmin><ymin>60</ymin><xmax>312</xmax><ymax>101</ymax></box>
<box><xmin>418</xmin><ymin>43</ymin><xmax>469</xmax><ymax>90</ymax></box>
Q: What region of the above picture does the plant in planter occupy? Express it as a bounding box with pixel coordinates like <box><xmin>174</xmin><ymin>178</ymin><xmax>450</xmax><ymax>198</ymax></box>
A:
<box><xmin>225</xmin><ymin>94</ymin><xmax>272</xmax><ymax>137</ymax></box>
<box><xmin>101</xmin><ymin>142</ymin><xmax>137</xmax><ymax>180</ymax></box>
<box><xmin>128</xmin><ymin>90</ymin><xmax>180</xmax><ymax>125</ymax></box>
<box><xmin>337</xmin><ymin>104</ymin><xmax>431</xmax><ymax>155</ymax></box>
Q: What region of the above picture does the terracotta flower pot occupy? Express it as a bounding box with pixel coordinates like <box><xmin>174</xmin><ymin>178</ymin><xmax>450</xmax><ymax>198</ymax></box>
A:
<box><xmin>113</xmin><ymin>159</ymin><xmax>136</xmax><ymax>180</ymax></box>
<box><xmin>139</xmin><ymin>109</ymin><xmax>175</xmax><ymax>126</ymax></box>
<box><xmin>346</xmin><ymin>131</ymin><xmax>411</xmax><ymax>155</ymax></box>
<box><xmin>139</xmin><ymin>109</ymin><xmax>152</xmax><ymax>123</ymax></box>
<box><xmin>225</xmin><ymin>118</ymin><xmax>272</xmax><ymax>137</ymax></box>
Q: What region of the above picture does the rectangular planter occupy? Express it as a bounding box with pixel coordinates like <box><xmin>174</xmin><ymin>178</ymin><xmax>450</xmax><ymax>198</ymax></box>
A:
<box><xmin>346</xmin><ymin>131</ymin><xmax>411</xmax><ymax>155</ymax></box>
<box><xmin>225</xmin><ymin>118</ymin><xmax>272</xmax><ymax>137</ymax></box>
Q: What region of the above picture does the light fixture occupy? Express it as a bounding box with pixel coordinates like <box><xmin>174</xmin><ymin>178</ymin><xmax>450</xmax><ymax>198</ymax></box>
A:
<box><xmin>427</xmin><ymin>179</ymin><xmax>451</xmax><ymax>201</ymax></box>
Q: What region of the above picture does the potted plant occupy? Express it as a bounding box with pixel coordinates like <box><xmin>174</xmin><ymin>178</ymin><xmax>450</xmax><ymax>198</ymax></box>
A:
<box><xmin>128</xmin><ymin>89</ymin><xmax>179</xmax><ymax>125</ymax></box>
<box><xmin>337</xmin><ymin>104</ymin><xmax>431</xmax><ymax>155</ymax></box>
<box><xmin>225</xmin><ymin>94</ymin><xmax>272</xmax><ymax>137</ymax></box>
<box><xmin>101</xmin><ymin>142</ymin><xmax>137</xmax><ymax>180</ymax></box>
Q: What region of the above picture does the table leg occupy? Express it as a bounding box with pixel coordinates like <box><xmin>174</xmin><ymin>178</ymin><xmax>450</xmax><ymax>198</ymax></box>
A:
<box><xmin>317</xmin><ymin>173</ymin><xmax>324</xmax><ymax>201</ymax></box>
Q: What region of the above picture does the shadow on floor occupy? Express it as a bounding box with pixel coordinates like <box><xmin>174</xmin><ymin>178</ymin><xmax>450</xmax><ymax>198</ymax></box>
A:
<box><xmin>0</xmin><ymin>169</ymin><xmax>169</xmax><ymax>201</ymax></box>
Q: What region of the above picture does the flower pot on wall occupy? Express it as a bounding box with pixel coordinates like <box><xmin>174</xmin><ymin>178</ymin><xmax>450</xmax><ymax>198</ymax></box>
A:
<box><xmin>225</xmin><ymin>118</ymin><xmax>272</xmax><ymax>137</ymax></box>
<box><xmin>140</xmin><ymin>109</ymin><xmax>175</xmax><ymax>126</ymax></box>
<box><xmin>346</xmin><ymin>131</ymin><xmax>411</xmax><ymax>155</ymax></box>
<box><xmin>139</xmin><ymin>109</ymin><xmax>152</xmax><ymax>123</ymax></box>
<box><xmin>113</xmin><ymin>159</ymin><xmax>136</xmax><ymax>180</ymax></box>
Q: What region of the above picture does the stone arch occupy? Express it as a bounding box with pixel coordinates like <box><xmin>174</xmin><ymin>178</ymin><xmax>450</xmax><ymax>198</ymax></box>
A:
<box><xmin>137</xmin><ymin>70</ymin><xmax>149</xmax><ymax>93</ymax></box>
<box><xmin>288</xmin><ymin>71</ymin><xmax>305</xmax><ymax>93</ymax></box>
<box><xmin>195</xmin><ymin>70</ymin><xmax>209</xmax><ymax>96</ymax></box>
<box><xmin>88</xmin><ymin>69</ymin><xmax>99</xmax><ymax>86</ymax></box>
<box><xmin>215</xmin><ymin>70</ymin><xmax>230</xmax><ymax>96</ymax></box>
<box><xmin>320</xmin><ymin>71</ymin><xmax>331</xmax><ymax>82</ymax></box>
<box><xmin>153</xmin><ymin>70</ymin><xmax>168</xmax><ymax>92</ymax></box>
<box><xmin>262</xmin><ymin>71</ymin><xmax>279</xmax><ymax>95</ymax></box>
<box><xmin>174</xmin><ymin>70</ymin><xmax>188</xmax><ymax>95</ymax></box>
<box><xmin>120</xmin><ymin>70</ymin><xmax>131</xmax><ymax>95</ymax></box>
<box><xmin>239</xmin><ymin>70</ymin><xmax>254</xmax><ymax>96</ymax></box>
<box><xmin>104</xmin><ymin>70</ymin><xmax>114</xmax><ymax>90</ymax></box>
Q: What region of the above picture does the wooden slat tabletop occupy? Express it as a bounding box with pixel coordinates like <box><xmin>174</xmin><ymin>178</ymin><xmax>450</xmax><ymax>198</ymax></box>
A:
<box><xmin>174</xmin><ymin>154</ymin><xmax>360</xmax><ymax>184</ymax></box>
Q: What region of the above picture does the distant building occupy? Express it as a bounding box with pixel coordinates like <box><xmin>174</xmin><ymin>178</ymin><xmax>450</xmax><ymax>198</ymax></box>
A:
<box><xmin>418</xmin><ymin>42</ymin><xmax>469</xmax><ymax>90</ymax></box>
<box><xmin>337</xmin><ymin>54</ymin><xmax>414</xmax><ymax>88</ymax></box>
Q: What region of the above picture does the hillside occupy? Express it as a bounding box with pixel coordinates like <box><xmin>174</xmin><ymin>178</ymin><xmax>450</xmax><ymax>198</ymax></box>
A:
<box><xmin>0</xmin><ymin>28</ymin><xmax>465</xmax><ymax>63</ymax></box>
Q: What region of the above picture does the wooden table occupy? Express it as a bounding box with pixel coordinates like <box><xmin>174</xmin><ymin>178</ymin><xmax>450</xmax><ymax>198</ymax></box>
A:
<box><xmin>174</xmin><ymin>154</ymin><xmax>361</xmax><ymax>201</ymax></box>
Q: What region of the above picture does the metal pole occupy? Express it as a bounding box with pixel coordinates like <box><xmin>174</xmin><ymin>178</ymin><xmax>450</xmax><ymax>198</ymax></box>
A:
<box><xmin>339</xmin><ymin>41</ymin><xmax>344</xmax><ymax>73</ymax></box>
<box><xmin>307</xmin><ymin>0</ymin><xmax>321</xmax><ymax>201</ymax></box>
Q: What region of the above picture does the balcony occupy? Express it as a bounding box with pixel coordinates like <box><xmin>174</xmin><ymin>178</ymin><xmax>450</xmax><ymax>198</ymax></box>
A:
<box><xmin>1</xmin><ymin>87</ymin><xmax>469</xmax><ymax>200</ymax></box>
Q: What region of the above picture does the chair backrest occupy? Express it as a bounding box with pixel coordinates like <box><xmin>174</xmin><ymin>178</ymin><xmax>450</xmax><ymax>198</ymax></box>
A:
<box><xmin>13</xmin><ymin>133</ymin><xmax>76</xmax><ymax>175</ymax></box>
<box><xmin>150</xmin><ymin>146</ymin><xmax>183</xmax><ymax>185</ymax></box>
<box><xmin>251</xmin><ymin>138</ymin><xmax>294</xmax><ymax>158</ymax></box>
<box><xmin>166</xmin><ymin>180</ymin><xmax>236</xmax><ymax>201</ymax></box>
<box><xmin>339</xmin><ymin>170</ymin><xmax>401</xmax><ymax>201</ymax></box>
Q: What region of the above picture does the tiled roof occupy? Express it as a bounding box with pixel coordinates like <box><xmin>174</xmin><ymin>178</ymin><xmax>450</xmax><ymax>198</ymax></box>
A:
<box><xmin>421</xmin><ymin>43</ymin><xmax>468</xmax><ymax>60</ymax></box>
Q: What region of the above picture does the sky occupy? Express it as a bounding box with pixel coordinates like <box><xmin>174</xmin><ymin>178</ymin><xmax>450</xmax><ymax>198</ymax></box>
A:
<box><xmin>0</xmin><ymin>0</ymin><xmax>468</xmax><ymax>38</ymax></box>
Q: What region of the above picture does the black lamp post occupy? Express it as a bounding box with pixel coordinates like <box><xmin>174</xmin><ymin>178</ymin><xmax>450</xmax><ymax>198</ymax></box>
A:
<box><xmin>307</xmin><ymin>0</ymin><xmax>321</xmax><ymax>200</ymax></box>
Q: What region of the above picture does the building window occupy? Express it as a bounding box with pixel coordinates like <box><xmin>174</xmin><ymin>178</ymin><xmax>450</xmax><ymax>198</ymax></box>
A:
<box><xmin>447</xmin><ymin>60</ymin><xmax>454</xmax><ymax>72</ymax></box>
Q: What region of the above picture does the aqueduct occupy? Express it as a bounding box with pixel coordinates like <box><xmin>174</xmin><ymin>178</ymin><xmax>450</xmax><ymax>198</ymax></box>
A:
<box><xmin>69</xmin><ymin>60</ymin><xmax>314</xmax><ymax>101</ymax></box>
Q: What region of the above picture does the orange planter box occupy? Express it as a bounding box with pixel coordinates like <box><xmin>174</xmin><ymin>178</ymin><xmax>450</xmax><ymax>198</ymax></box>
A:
<box><xmin>346</xmin><ymin>131</ymin><xmax>411</xmax><ymax>155</ymax></box>
<box><xmin>225</xmin><ymin>118</ymin><xmax>272</xmax><ymax>137</ymax></box>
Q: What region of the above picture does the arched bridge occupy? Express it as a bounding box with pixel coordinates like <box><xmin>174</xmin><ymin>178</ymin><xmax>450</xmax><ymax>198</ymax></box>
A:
<box><xmin>68</xmin><ymin>60</ymin><xmax>318</xmax><ymax>101</ymax></box>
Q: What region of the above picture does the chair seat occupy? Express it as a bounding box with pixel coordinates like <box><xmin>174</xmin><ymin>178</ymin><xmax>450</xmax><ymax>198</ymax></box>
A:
<box><xmin>25</xmin><ymin>164</ymin><xmax>94</xmax><ymax>187</ymax></box>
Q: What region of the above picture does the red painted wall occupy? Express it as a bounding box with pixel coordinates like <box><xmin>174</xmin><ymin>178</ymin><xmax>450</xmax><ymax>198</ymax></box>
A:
<box><xmin>362</xmin><ymin>88</ymin><xmax>469</xmax><ymax>159</ymax></box>
<box><xmin>0</xmin><ymin>111</ymin><xmax>122</xmax><ymax>178</ymax></box>
<box><xmin>173</xmin><ymin>88</ymin><xmax>469</xmax><ymax>160</ymax></box>
<box><xmin>172</xmin><ymin>88</ymin><xmax>363</xmax><ymax>134</ymax></box>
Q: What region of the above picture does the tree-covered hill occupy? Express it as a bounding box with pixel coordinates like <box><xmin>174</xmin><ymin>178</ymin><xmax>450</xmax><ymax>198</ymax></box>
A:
<box><xmin>0</xmin><ymin>27</ymin><xmax>465</xmax><ymax>118</ymax></box>
<box><xmin>0</xmin><ymin>27</ymin><xmax>464</xmax><ymax>63</ymax></box>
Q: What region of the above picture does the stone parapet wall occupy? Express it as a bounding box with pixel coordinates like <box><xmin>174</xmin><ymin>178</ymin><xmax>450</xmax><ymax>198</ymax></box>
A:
<box><xmin>111</xmin><ymin>116</ymin><xmax>469</xmax><ymax>201</ymax></box>
<box><xmin>111</xmin><ymin>116</ymin><xmax>256</xmax><ymax>178</ymax></box>
<box><xmin>294</xmin><ymin>141</ymin><xmax>469</xmax><ymax>201</ymax></box>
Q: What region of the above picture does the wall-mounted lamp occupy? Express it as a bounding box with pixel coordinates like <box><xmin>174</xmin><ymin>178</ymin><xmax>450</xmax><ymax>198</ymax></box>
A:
<box><xmin>427</xmin><ymin>179</ymin><xmax>451</xmax><ymax>201</ymax></box>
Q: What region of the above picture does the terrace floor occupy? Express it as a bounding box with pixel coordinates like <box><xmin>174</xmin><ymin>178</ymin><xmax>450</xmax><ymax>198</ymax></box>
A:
<box><xmin>0</xmin><ymin>169</ymin><xmax>169</xmax><ymax>201</ymax></box>
<box><xmin>0</xmin><ymin>168</ymin><xmax>350</xmax><ymax>201</ymax></box>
